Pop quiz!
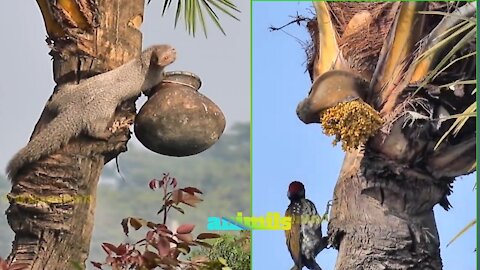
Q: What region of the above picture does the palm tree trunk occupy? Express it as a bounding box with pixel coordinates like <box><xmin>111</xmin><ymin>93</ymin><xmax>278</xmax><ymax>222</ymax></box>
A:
<box><xmin>7</xmin><ymin>0</ymin><xmax>144</xmax><ymax>269</ymax></box>
<box><xmin>301</xmin><ymin>3</ymin><xmax>475</xmax><ymax>269</ymax></box>
<box><xmin>329</xmin><ymin>150</ymin><xmax>443</xmax><ymax>269</ymax></box>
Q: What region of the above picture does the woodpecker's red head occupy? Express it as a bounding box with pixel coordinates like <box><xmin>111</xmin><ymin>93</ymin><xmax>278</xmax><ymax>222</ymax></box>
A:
<box><xmin>287</xmin><ymin>181</ymin><xmax>305</xmax><ymax>201</ymax></box>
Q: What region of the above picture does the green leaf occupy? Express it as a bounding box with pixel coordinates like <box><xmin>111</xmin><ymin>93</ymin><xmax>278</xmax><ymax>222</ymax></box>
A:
<box><xmin>174</xmin><ymin>0</ymin><xmax>182</xmax><ymax>28</ymax></box>
<box><xmin>171</xmin><ymin>204</ymin><xmax>185</xmax><ymax>214</ymax></box>
<box><xmin>431</xmin><ymin>51</ymin><xmax>476</xmax><ymax>81</ymax></box>
<box><xmin>437</xmin><ymin>79</ymin><xmax>476</xmax><ymax>89</ymax></box>
<box><xmin>413</xmin><ymin>23</ymin><xmax>476</xmax><ymax>95</ymax></box>
<box><xmin>188</xmin><ymin>0</ymin><xmax>197</xmax><ymax>37</ymax></box>
<box><xmin>195</xmin><ymin>240</ymin><xmax>213</xmax><ymax>248</ymax></box>
<box><xmin>160</xmin><ymin>0</ymin><xmax>240</xmax><ymax>37</ymax></box>
<box><xmin>197</xmin><ymin>0</ymin><xmax>207</xmax><ymax>38</ymax></box>
<box><xmin>177</xmin><ymin>242</ymin><xmax>191</xmax><ymax>254</ymax></box>
<box><xmin>218</xmin><ymin>257</ymin><xmax>228</xmax><ymax>266</ymax></box>
<box><xmin>206</xmin><ymin>0</ymin><xmax>240</xmax><ymax>20</ymax></box>
<box><xmin>447</xmin><ymin>219</ymin><xmax>476</xmax><ymax>247</ymax></box>
<box><xmin>435</xmin><ymin>102</ymin><xmax>476</xmax><ymax>150</ymax></box>
<box><xmin>410</xmin><ymin>2</ymin><xmax>476</xmax><ymax>93</ymax></box>
<box><xmin>418</xmin><ymin>10</ymin><xmax>476</xmax><ymax>24</ymax></box>
<box><xmin>161</xmin><ymin>0</ymin><xmax>172</xmax><ymax>15</ymax></box>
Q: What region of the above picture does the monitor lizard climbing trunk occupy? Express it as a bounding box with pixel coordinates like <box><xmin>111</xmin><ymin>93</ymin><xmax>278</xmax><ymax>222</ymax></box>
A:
<box><xmin>6</xmin><ymin>1</ymin><xmax>145</xmax><ymax>269</ymax></box>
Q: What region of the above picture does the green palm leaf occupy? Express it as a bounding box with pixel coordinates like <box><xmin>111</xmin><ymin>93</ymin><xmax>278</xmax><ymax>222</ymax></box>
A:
<box><xmin>447</xmin><ymin>219</ymin><xmax>476</xmax><ymax>247</ymax></box>
<box><xmin>434</xmin><ymin>101</ymin><xmax>476</xmax><ymax>150</ymax></box>
<box><xmin>156</xmin><ymin>0</ymin><xmax>240</xmax><ymax>37</ymax></box>
<box><xmin>425</xmin><ymin>3</ymin><xmax>477</xmax><ymax>250</ymax></box>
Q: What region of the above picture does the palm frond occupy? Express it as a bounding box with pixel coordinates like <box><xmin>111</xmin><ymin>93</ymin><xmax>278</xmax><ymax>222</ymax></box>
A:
<box><xmin>413</xmin><ymin>24</ymin><xmax>476</xmax><ymax>95</ymax></box>
<box><xmin>413</xmin><ymin>20</ymin><xmax>473</xmax><ymax>70</ymax></box>
<box><xmin>410</xmin><ymin>2</ymin><xmax>476</xmax><ymax>84</ymax></box>
<box><xmin>312</xmin><ymin>2</ymin><xmax>341</xmax><ymax>78</ymax></box>
<box><xmin>437</xmin><ymin>79</ymin><xmax>476</xmax><ymax>89</ymax></box>
<box><xmin>447</xmin><ymin>219</ymin><xmax>476</xmax><ymax>247</ymax></box>
<box><xmin>418</xmin><ymin>10</ymin><xmax>476</xmax><ymax>24</ymax></box>
<box><xmin>435</xmin><ymin>101</ymin><xmax>476</xmax><ymax>150</ymax></box>
<box><xmin>369</xmin><ymin>2</ymin><xmax>428</xmax><ymax>112</ymax></box>
<box><xmin>431</xmin><ymin>51</ymin><xmax>476</xmax><ymax>81</ymax></box>
<box><xmin>159</xmin><ymin>0</ymin><xmax>240</xmax><ymax>38</ymax></box>
<box><xmin>423</xmin><ymin>4</ymin><xmax>477</xmax><ymax>151</ymax></box>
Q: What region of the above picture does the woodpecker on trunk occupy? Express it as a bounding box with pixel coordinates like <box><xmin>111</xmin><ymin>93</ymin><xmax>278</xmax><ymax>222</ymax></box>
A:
<box><xmin>285</xmin><ymin>181</ymin><xmax>329</xmax><ymax>270</ymax></box>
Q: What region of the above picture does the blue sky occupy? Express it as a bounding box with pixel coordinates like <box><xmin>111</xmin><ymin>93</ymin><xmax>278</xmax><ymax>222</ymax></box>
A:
<box><xmin>251</xmin><ymin>2</ymin><xmax>476</xmax><ymax>270</ymax></box>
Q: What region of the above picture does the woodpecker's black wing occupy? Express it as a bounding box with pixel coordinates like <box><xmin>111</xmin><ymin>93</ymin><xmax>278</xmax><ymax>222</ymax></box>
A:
<box><xmin>285</xmin><ymin>203</ymin><xmax>303</xmax><ymax>268</ymax></box>
<box><xmin>301</xmin><ymin>199</ymin><xmax>324</xmax><ymax>258</ymax></box>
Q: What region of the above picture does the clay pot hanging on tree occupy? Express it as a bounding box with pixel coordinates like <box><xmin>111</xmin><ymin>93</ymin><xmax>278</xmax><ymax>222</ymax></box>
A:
<box><xmin>135</xmin><ymin>71</ymin><xmax>226</xmax><ymax>156</ymax></box>
<box><xmin>296</xmin><ymin>70</ymin><xmax>383</xmax><ymax>151</ymax></box>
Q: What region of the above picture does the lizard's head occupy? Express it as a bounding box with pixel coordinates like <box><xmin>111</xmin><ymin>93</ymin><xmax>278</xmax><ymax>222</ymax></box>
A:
<box><xmin>149</xmin><ymin>45</ymin><xmax>176</xmax><ymax>67</ymax></box>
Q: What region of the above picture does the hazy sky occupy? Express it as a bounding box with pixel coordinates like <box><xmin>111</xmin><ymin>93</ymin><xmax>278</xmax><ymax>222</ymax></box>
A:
<box><xmin>252</xmin><ymin>2</ymin><xmax>476</xmax><ymax>270</ymax></box>
<box><xmin>0</xmin><ymin>1</ymin><xmax>250</xmax><ymax>172</ymax></box>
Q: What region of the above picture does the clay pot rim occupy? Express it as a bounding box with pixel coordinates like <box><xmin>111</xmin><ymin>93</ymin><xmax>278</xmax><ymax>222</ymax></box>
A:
<box><xmin>162</xmin><ymin>71</ymin><xmax>202</xmax><ymax>91</ymax></box>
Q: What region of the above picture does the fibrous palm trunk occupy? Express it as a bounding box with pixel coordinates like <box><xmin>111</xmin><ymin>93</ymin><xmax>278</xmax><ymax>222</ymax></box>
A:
<box><xmin>300</xmin><ymin>2</ymin><xmax>476</xmax><ymax>269</ymax></box>
<box><xmin>7</xmin><ymin>0</ymin><xmax>145</xmax><ymax>269</ymax></box>
<box><xmin>330</xmin><ymin>150</ymin><xmax>445</xmax><ymax>269</ymax></box>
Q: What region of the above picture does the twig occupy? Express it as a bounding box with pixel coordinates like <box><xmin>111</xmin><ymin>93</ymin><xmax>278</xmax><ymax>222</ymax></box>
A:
<box><xmin>268</xmin><ymin>14</ymin><xmax>310</xmax><ymax>32</ymax></box>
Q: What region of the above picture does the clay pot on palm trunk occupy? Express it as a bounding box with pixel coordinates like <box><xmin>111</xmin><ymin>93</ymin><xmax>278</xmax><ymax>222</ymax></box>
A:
<box><xmin>296</xmin><ymin>70</ymin><xmax>369</xmax><ymax>124</ymax></box>
<box><xmin>135</xmin><ymin>71</ymin><xmax>226</xmax><ymax>156</ymax></box>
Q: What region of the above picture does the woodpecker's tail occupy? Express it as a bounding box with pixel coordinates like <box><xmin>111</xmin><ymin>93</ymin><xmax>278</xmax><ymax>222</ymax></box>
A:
<box><xmin>305</xmin><ymin>259</ymin><xmax>322</xmax><ymax>270</ymax></box>
<box><xmin>6</xmin><ymin>111</ymin><xmax>81</xmax><ymax>180</ymax></box>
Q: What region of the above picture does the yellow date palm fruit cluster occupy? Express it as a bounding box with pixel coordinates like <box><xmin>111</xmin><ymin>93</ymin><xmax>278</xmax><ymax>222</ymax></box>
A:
<box><xmin>297</xmin><ymin>70</ymin><xmax>383</xmax><ymax>151</ymax></box>
<box><xmin>320</xmin><ymin>99</ymin><xmax>383</xmax><ymax>151</ymax></box>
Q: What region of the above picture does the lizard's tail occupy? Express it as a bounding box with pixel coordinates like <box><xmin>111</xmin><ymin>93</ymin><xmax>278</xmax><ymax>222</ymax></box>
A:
<box><xmin>6</xmin><ymin>112</ymin><xmax>81</xmax><ymax>180</ymax></box>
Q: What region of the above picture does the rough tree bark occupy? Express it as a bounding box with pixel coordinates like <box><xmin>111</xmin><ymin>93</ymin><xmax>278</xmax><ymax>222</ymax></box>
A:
<box><xmin>7</xmin><ymin>0</ymin><xmax>145</xmax><ymax>269</ymax></box>
<box><xmin>300</xmin><ymin>2</ymin><xmax>476</xmax><ymax>269</ymax></box>
<box><xmin>329</xmin><ymin>150</ymin><xmax>446</xmax><ymax>269</ymax></box>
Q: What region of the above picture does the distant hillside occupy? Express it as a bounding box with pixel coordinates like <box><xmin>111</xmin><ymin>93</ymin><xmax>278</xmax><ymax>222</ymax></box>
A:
<box><xmin>0</xmin><ymin>122</ymin><xmax>250</xmax><ymax>266</ymax></box>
